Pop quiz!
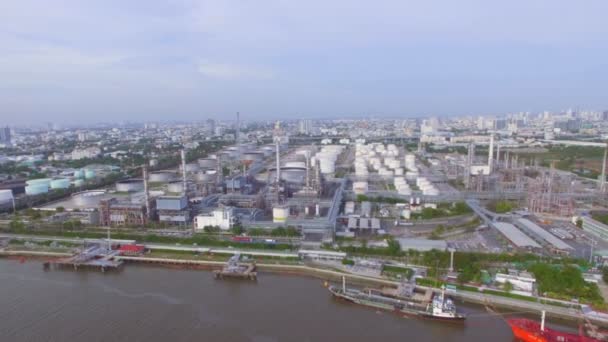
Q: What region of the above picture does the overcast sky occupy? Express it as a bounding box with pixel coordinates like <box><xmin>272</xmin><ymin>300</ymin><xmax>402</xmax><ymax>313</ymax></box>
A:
<box><xmin>1</xmin><ymin>1</ymin><xmax>607</xmax><ymax>124</ymax></box>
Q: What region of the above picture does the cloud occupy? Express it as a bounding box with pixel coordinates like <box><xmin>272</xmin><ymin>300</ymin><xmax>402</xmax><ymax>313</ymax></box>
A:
<box><xmin>197</xmin><ymin>61</ymin><xmax>275</xmax><ymax>80</ymax></box>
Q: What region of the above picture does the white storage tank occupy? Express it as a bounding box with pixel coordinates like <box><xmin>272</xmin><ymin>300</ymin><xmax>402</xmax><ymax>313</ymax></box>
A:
<box><xmin>181</xmin><ymin>163</ymin><xmax>200</xmax><ymax>173</ymax></box>
<box><xmin>0</xmin><ymin>189</ymin><xmax>13</xmax><ymax>204</ymax></box>
<box><xmin>285</xmin><ymin>161</ymin><xmax>306</xmax><ymax>168</ymax></box>
<box><xmin>353</xmin><ymin>181</ymin><xmax>369</xmax><ymax>195</ymax></box>
<box><xmin>273</xmin><ymin>206</ymin><xmax>289</xmax><ymax>223</ymax></box>
<box><xmin>73</xmin><ymin>179</ymin><xmax>85</xmax><ymax>187</ymax></box>
<box><xmin>25</xmin><ymin>183</ymin><xmax>49</xmax><ymax>195</ymax></box>
<box><xmin>73</xmin><ymin>190</ymin><xmax>106</xmax><ymax>207</ymax></box>
<box><xmin>50</xmin><ymin>178</ymin><xmax>71</xmax><ymax>189</ymax></box>
<box><xmin>149</xmin><ymin>171</ymin><xmax>175</xmax><ymax>183</ymax></box>
<box><xmin>73</xmin><ymin>170</ymin><xmax>85</xmax><ymax>179</ymax></box>
<box><xmin>167</xmin><ymin>181</ymin><xmax>184</xmax><ymax>193</ymax></box>
<box><xmin>198</xmin><ymin>158</ymin><xmax>217</xmax><ymax>169</ymax></box>
<box><xmin>116</xmin><ymin>179</ymin><xmax>145</xmax><ymax>192</ymax></box>
<box><xmin>196</xmin><ymin>171</ymin><xmax>217</xmax><ymax>183</ymax></box>
<box><xmin>84</xmin><ymin>169</ymin><xmax>96</xmax><ymax>179</ymax></box>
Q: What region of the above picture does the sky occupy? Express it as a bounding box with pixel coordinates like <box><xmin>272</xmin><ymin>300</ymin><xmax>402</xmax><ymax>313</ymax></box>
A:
<box><xmin>1</xmin><ymin>0</ymin><xmax>607</xmax><ymax>124</ymax></box>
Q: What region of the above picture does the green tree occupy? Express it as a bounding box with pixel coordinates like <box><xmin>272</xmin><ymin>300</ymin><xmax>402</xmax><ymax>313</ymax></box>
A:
<box><xmin>9</xmin><ymin>218</ymin><xmax>25</xmax><ymax>230</ymax></box>
<box><xmin>204</xmin><ymin>226</ymin><xmax>220</xmax><ymax>234</ymax></box>
<box><xmin>231</xmin><ymin>224</ymin><xmax>245</xmax><ymax>235</ymax></box>
<box><xmin>386</xmin><ymin>236</ymin><xmax>401</xmax><ymax>256</ymax></box>
<box><xmin>56</xmin><ymin>206</ymin><xmax>65</xmax><ymax>213</ymax></box>
<box><xmin>503</xmin><ymin>281</ymin><xmax>514</xmax><ymax>293</ymax></box>
<box><xmin>576</xmin><ymin>219</ymin><xmax>583</xmax><ymax>229</ymax></box>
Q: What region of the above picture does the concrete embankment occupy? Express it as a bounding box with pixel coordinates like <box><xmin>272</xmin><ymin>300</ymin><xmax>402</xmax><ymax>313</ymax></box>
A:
<box><xmin>3</xmin><ymin>249</ymin><xmax>608</xmax><ymax>327</ymax></box>
<box><xmin>0</xmin><ymin>250</ymin><xmax>72</xmax><ymax>258</ymax></box>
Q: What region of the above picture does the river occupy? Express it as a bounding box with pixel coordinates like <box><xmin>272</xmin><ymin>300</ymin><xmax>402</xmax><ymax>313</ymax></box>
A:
<box><xmin>0</xmin><ymin>258</ymin><xmax>576</xmax><ymax>341</ymax></box>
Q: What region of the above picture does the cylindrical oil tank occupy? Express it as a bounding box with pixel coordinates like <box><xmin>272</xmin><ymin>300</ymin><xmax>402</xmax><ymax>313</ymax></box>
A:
<box><xmin>73</xmin><ymin>190</ymin><xmax>106</xmax><ymax>207</ymax></box>
<box><xmin>268</xmin><ymin>167</ymin><xmax>306</xmax><ymax>184</ymax></box>
<box><xmin>285</xmin><ymin>161</ymin><xmax>306</xmax><ymax>168</ymax></box>
<box><xmin>273</xmin><ymin>206</ymin><xmax>289</xmax><ymax>223</ymax></box>
<box><xmin>73</xmin><ymin>169</ymin><xmax>85</xmax><ymax>179</ymax></box>
<box><xmin>198</xmin><ymin>158</ymin><xmax>217</xmax><ymax>169</ymax></box>
<box><xmin>27</xmin><ymin>178</ymin><xmax>52</xmax><ymax>187</ymax></box>
<box><xmin>50</xmin><ymin>178</ymin><xmax>71</xmax><ymax>189</ymax></box>
<box><xmin>195</xmin><ymin>171</ymin><xmax>217</xmax><ymax>183</ymax></box>
<box><xmin>221</xmin><ymin>151</ymin><xmax>237</xmax><ymax>160</ymax></box>
<box><xmin>167</xmin><ymin>181</ymin><xmax>183</xmax><ymax>193</ymax></box>
<box><xmin>116</xmin><ymin>179</ymin><xmax>144</xmax><ymax>192</ymax></box>
<box><xmin>25</xmin><ymin>183</ymin><xmax>49</xmax><ymax>195</ymax></box>
<box><xmin>149</xmin><ymin>171</ymin><xmax>175</xmax><ymax>183</ymax></box>
<box><xmin>84</xmin><ymin>169</ymin><xmax>96</xmax><ymax>179</ymax></box>
<box><xmin>181</xmin><ymin>163</ymin><xmax>200</xmax><ymax>173</ymax></box>
<box><xmin>353</xmin><ymin>181</ymin><xmax>368</xmax><ymax>195</ymax></box>
<box><xmin>242</xmin><ymin>152</ymin><xmax>263</xmax><ymax>162</ymax></box>
<box><xmin>73</xmin><ymin>179</ymin><xmax>85</xmax><ymax>187</ymax></box>
<box><xmin>0</xmin><ymin>189</ymin><xmax>13</xmax><ymax>204</ymax></box>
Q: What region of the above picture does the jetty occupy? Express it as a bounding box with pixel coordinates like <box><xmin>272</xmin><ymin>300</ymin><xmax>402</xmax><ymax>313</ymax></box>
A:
<box><xmin>213</xmin><ymin>253</ymin><xmax>257</xmax><ymax>280</ymax></box>
<box><xmin>44</xmin><ymin>244</ymin><xmax>123</xmax><ymax>272</ymax></box>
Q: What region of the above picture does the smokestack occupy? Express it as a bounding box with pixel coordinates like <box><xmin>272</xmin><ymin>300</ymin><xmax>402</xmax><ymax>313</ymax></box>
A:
<box><xmin>305</xmin><ymin>150</ymin><xmax>310</xmax><ymax>189</ymax></box>
<box><xmin>496</xmin><ymin>143</ymin><xmax>501</xmax><ymax>169</ymax></box>
<box><xmin>488</xmin><ymin>134</ymin><xmax>494</xmax><ymax>173</ymax></box>
<box><xmin>275</xmin><ymin>138</ymin><xmax>281</xmax><ymax>184</ymax></box>
<box><xmin>236</xmin><ymin>112</ymin><xmax>240</xmax><ymax>143</ymax></box>
<box><xmin>181</xmin><ymin>149</ymin><xmax>187</xmax><ymax>196</ymax></box>
<box><xmin>601</xmin><ymin>144</ymin><xmax>608</xmax><ymax>192</ymax></box>
<box><xmin>143</xmin><ymin>165</ymin><xmax>151</xmax><ymax>221</ymax></box>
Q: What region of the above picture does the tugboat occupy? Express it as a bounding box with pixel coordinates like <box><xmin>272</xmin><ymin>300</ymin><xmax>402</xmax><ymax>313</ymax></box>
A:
<box><xmin>329</xmin><ymin>277</ymin><xmax>466</xmax><ymax>322</ymax></box>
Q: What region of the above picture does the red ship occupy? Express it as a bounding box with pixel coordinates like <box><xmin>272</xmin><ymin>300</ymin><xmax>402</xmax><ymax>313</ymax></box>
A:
<box><xmin>508</xmin><ymin>312</ymin><xmax>601</xmax><ymax>342</ymax></box>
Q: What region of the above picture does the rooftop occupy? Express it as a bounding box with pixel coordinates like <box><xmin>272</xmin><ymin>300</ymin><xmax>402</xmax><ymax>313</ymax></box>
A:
<box><xmin>492</xmin><ymin>222</ymin><xmax>542</xmax><ymax>249</ymax></box>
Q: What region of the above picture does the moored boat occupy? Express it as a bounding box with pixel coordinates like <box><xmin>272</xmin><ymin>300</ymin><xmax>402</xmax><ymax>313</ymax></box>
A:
<box><xmin>508</xmin><ymin>311</ymin><xmax>601</xmax><ymax>342</ymax></box>
<box><xmin>329</xmin><ymin>277</ymin><xmax>466</xmax><ymax>322</ymax></box>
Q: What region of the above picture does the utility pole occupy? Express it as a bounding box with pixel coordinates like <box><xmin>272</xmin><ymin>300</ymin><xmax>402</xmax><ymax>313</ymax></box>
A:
<box><xmin>589</xmin><ymin>238</ymin><xmax>596</xmax><ymax>265</ymax></box>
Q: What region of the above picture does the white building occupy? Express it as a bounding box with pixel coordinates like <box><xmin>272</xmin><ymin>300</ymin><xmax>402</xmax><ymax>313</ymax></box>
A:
<box><xmin>71</xmin><ymin>147</ymin><xmax>101</xmax><ymax>160</ymax></box>
<box><xmin>495</xmin><ymin>272</ymin><xmax>536</xmax><ymax>292</ymax></box>
<box><xmin>194</xmin><ymin>207</ymin><xmax>235</xmax><ymax>230</ymax></box>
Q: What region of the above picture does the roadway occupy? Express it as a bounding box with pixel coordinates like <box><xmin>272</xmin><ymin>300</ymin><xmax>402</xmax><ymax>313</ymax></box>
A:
<box><xmin>0</xmin><ymin>233</ymin><xmax>300</xmax><ymax>258</ymax></box>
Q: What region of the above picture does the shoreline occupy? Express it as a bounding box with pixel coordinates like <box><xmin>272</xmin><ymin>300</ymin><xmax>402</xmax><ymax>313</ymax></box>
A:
<box><xmin>2</xmin><ymin>249</ymin><xmax>607</xmax><ymax>328</ymax></box>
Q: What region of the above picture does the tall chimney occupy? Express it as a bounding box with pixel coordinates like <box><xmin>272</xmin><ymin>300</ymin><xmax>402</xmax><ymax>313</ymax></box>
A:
<box><xmin>236</xmin><ymin>112</ymin><xmax>240</xmax><ymax>143</ymax></box>
<box><xmin>275</xmin><ymin>138</ymin><xmax>281</xmax><ymax>184</ymax></box>
<box><xmin>496</xmin><ymin>142</ymin><xmax>501</xmax><ymax>169</ymax></box>
<box><xmin>305</xmin><ymin>150</ymin><xmax>310</xmax><ymax>189</ymax></box>
<box><xmin>143</xmin><ymin>165</ymin><xmax>151</xmax><ymax>222</ymax></box>
<box><xmin>181</xmin><ymin>149</ymin><xmax>187</xmax><ymax>196</ymax></box>
<box><xmin>601</xmin><ymin>144</ymin><xmax>608</xmax><ymax>192</ymax></box>
<box><xmin>488</xmin><ymin>134</ymin><xmax>494</xmax><ymax>173</ymax></box>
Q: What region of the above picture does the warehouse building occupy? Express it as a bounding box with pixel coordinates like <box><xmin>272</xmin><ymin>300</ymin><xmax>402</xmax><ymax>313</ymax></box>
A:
<box><xmin>156</xmin><ymin>195</ymin><xmax>190</xmax><ymax>225</ymax></box>
<box><xmin>194</xmin><ymin>207</ymin><xmax>235</xmax><ymax>230</ymax></box>
<box><xmin>514</xmin><ymin>218</ymin><xmax>573</xmax><ymax>254</ymax></box>
<box><xmin>492</xmin><ymin>222</ymin><xmax>541</xmax><ymax>250</ymax></box>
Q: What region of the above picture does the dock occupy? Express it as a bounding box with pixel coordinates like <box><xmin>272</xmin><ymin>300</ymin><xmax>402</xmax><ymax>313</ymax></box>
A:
<box><xmin>213</xmin><ymin>253</ymin><xmax>257</xmax><ymax>280</ymax></box>
<box><xmin>44</xmin><ymin>244</ymin><xmax>123</xmax><ymax>272</ymax></box>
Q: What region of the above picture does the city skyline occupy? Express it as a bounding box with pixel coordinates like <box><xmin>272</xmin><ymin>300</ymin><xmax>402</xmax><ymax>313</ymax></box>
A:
<box><xmin>1</xmin><ymin>1</ymin><xmax>607</xmax><ymax>124</ymax></box>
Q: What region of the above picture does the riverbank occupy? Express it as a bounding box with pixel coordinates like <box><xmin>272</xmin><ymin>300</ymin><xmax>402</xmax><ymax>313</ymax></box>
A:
<box><xmin>2</xmin><ymin>248</ymin><xmax>607</xmax><ymax>327</ymax></box>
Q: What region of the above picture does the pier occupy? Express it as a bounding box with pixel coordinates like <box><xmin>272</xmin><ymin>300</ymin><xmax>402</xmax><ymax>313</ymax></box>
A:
<box><xmin>213</xmin><ymin>253</ymin><xmax>257</xmax><ymax>280</ymax></box>
<box><xmin>44</xmin><ymin>244</ymin><xmax>123</xmax><ymax>272</ymax></box>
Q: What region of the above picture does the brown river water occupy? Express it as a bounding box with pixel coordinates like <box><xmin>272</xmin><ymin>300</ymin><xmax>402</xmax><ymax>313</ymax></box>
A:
<box><xmin>0</xmin><ymin>258</ymin><xmax>578</xmax><ymax>342</ymax></box>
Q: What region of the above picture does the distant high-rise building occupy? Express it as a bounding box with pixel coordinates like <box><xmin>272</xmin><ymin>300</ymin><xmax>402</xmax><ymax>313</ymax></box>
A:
<box><xmin>206</xmin><ymin>119</ymin><xmax>216</xmax><ymax>135</ymax></box>
<box><xmin>298</xmin><ymin>119</ymin><xmax>313</xmax><ymax>135</ymax></box>
<box><xmin>494</xmin><ymin>118</ymin><xmax>507</xmax><ymax>130</ymax></box>
<box><xmin>602</xmin><ymin>111</ymin><xmax>608</xmax><ymax>121</ymax></box>
<box><xmin>0</xmin><ymin>126</ymin><xmax>10</xmax><ymax>144</ymax></box>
